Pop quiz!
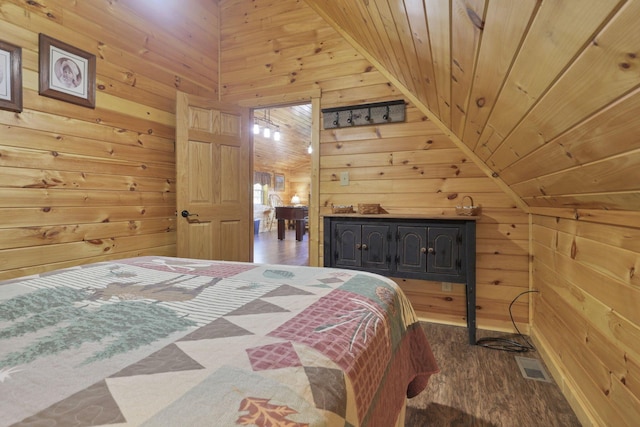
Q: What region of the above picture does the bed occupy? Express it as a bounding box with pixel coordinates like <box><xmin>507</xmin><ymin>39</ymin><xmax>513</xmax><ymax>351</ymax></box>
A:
<box><xmin>0</xmin><ymin>256</ymin><xmax>438</xmax><ymax>426</ymax></box>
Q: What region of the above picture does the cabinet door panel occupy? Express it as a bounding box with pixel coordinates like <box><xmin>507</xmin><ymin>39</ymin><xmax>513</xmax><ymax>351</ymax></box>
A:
<box><xmin>333</xmin><ymin>223</ymin><xmax>360</xmax><ymax>268</ymax></box>
<box><xmin>361</xmin><ymin>224</ymin><xmax>392</xmax><ymax>273</ymax></box>
<box><xmin>427</xmin><ymin>227</ymin><xmax>461</xmax><ymax>276</ymax></box>
<box><xmin>396</xmin><ymin>226</ymin><xmax>427</xmax><ymax>274</ymax></box>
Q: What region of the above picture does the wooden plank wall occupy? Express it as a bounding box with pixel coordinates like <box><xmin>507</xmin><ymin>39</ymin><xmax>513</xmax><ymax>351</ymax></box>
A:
<box><xmin>220</xmin><ymin>0</ymin><xmax>530</xmax><ymax>332</ymax></box>
<box><xmin>0</xmin><ymin>0</ymin><xmax>219</xmax><ymax>280</ymax></box>
<box><xmin>531</xmin><ymin>212</ymin><xmax>640</xmax><ymax>426</ymax></box>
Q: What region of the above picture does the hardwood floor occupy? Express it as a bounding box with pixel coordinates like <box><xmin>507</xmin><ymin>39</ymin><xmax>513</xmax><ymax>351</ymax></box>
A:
<box><xmin>253</xmin><ymin>229</ymin><xmax>309</xmax><ymax>265</ymax></box>
<box><xmin>253</xmin><ymin>230</ymin><xmax>580</xmax><ymax>426</ymax></box>
<box><xmin>407</xmin><ymin>323</ymin><xmax>581</xmax><ymax>427</ymax></box>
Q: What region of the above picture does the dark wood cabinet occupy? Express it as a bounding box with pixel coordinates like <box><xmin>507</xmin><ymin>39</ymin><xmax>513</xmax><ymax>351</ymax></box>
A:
<box><xmin>325</xmin><ymin>215</ymin><xmax>477</xmax><ymax>344</ymax></box>
<box><xmin>333</xmin><ymin>222</ymin><xmax>393</xmax><ymax>275</ymax></box>
<box><xmin>395</xmin><ymin>225</ymin><xmax>464</xmax><ymax>279</ymax></box>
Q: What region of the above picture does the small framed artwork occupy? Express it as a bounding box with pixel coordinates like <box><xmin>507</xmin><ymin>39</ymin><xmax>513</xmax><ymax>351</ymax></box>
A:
<box><xmin>0</xmin><ymin>40</ymin><xmax>22</xmax><ymax>112</ymax></box>
<box><xmin>274</xmin><ymin>174</ymin><xmax>285</xmax><ymax>192</ymax></box>
<box><xmin>39</xmin><ymin>34</ymin><xmax>96</xmax><ymax>108</ymax></box>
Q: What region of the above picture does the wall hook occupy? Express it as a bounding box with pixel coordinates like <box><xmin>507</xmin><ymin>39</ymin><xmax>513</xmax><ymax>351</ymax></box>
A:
<box><xmin>322</xmin><ymin>99</ymin><xmax>405</xmax><ymax>129</ymax></box>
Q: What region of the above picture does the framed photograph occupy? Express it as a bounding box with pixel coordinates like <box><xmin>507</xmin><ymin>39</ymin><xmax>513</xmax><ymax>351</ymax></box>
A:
<box><xmin>39</xmin><ymin>34</ymin><xmax>96</xmax><ymax>108</ymax></box>
<box><xmin>0</xmin><ymin>40</ymin><xmax>22</xmax><ymax>112</ymax></box>
<box><xmin>274</xmin><ymin>174</ymin><xmax>285</xmax><ymax>192</ymax></box>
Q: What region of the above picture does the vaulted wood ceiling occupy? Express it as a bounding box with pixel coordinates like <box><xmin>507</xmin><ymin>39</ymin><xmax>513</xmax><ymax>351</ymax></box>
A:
<box><xmin>304</xmin><ymin>0</ymin><xmax>640</xmax><ymax>211</ymax></box>
<box><xmin>253</xmin><ymin>104</ymin><xmax>312</xmax><ymax>172</ymax></box>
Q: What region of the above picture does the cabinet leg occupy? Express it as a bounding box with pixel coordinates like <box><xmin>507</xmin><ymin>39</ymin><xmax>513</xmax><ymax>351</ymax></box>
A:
<box><xmin>466</xmin><ymin>281</ymin><xmax>476</xmax><ymax>345</ymax></box>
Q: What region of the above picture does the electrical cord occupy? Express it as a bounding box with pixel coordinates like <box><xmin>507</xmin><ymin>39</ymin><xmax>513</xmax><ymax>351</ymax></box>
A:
<box><xmin>476</xmin><ymin>289</ymin><xmax>540</xmax><ymax>353</ymax></box>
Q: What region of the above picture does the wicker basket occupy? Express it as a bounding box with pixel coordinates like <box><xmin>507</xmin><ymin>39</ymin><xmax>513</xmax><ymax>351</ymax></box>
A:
<box><xmin>358</xmin><ymin>203</ymin><xmax>380</xmax><ymax>214</ymax></box>
<box><xmin>331</xmin><ymin>204</ymin><xmax>354</xmax><ymax>214</ymax></box>
<box><xmin>455</xmin><ymin>196</ymin><xmax>481</xmax><ymax>216</ymax></box>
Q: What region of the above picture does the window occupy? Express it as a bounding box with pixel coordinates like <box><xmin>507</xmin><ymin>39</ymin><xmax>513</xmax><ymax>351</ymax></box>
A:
<box><xmin>253</xmin><ymin>171</ymin><xmax>272</xmax><ymax>205</ymax></box>
<box><xmin>253</xmin><ymin>183</ymin><xmax>263</xmax><ymax>205</ymax></box>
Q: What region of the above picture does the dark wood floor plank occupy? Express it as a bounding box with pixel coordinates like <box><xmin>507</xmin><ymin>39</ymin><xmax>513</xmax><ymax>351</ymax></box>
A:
<box><xmin>253</xmin><ymin>229</ymin><xmax>309</xmax><ymax>265</ymax></box>
<box><xmin>408</xmin><ymin>323</ymin><xmax>581</xmax><ymax>427</ymax></box>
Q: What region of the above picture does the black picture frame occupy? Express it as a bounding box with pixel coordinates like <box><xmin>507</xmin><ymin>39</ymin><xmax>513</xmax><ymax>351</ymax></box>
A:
<box><xmin>0</xmin><ymin>40</ymin><xmax>22</xmax><ymax>113</ymax></box>
<box><xmin>38</xmin><ymin>34</ymin><xmax>96</xmax><ymax>108</ymax></box>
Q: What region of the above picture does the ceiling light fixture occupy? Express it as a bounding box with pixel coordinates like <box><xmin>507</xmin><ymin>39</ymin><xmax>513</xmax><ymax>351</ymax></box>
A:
<box><xmin>253</xmin><ymin>109</ymin><xmax>281</xmax><ymax>141</ymax></box>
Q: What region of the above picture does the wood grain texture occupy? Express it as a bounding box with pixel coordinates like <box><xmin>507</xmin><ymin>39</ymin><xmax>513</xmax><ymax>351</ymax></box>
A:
<box><xmin>0</xmin><ymin>0</ymin><xmax>218</xmax><ymax>278</ymax></box>
<box><xmin>531</xmin><ymin>213</ymin><xmax>640</xmax><ymax>427</ymax></box>
<box><xmin>220</xmin><ymin>0</ymin><xmax>530</xmax><ymax>334</ymax></box>
<box><xmin>224</xmin><ymin>2</ymin><xmax>640</xmax><ymax>425</ymax></box>
<box><xmin>305</xmin><ymin>0</ymin><xmax>639</xmax><ymax>213</ymax></box>
<box><xmin>3</xmin><ymin>1</ymin><xmax>639</xmax><ymax>425</ymax></box>
<box><xmin>408</xmin><ymin>322</ymin><xmax>581</xmax><ymax>427</ymax></box>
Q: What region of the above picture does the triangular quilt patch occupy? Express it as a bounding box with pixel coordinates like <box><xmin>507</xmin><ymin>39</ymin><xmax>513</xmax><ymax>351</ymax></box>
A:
<box><xmin>110</xmin><ymin>343</ymin><xmax>204</xmax><ymax>378</ymax></box>
<box><xmin>179</xmin><ymin>317</ymin><xmax>254</xmax><ymax>341</ymax></box>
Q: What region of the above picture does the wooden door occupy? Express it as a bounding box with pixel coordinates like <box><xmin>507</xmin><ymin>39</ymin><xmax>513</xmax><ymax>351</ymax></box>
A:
<box><xmin>396</xmin><ymin>225</ymin><xmax>428</xmax><ymax>275</ymax></box>
<box><xmin>361</xmin><ymin>224</ymin><xmax>393</xmax><ymax>274</ymax></box>
<box><xmin>333</xmin><ymin>222</ymin><xmax>361</xmax><ymax>268</ymax></box>
<box><xmin>176</xmin><ymin>91</ymin><xmax>252</xmax><ymax>261</ymax></box>
<box><xmin>427</xmin><ymin>226</ymin><xmax>461</xmax><ymax>277</ymax></box>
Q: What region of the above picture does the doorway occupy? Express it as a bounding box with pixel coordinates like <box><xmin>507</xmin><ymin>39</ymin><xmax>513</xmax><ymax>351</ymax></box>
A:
<box><xmin>252</xmin><ymin>103</ymin><xmax>312</xmax><ymax>265</ymax></box>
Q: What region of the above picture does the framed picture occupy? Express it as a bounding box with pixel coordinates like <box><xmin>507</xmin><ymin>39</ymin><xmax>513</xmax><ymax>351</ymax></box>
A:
<box><xmin>39</xmin><ymin>34</ymin><xmax>96</xmax><ymax>108</ymax></box>
<box><xmin>0</xmin><ymin>40</ymin><xmax>22</xmax><ymax>112</ymax></box>
<box><xmin>274</xmin><ymin>174</ymin><xmax>285</xmax><ymax>192</ymax></box>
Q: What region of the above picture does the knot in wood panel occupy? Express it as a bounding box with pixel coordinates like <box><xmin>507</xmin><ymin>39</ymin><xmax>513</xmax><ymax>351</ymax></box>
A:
<box><xmin>466</xmin><ymin>7</ymin><xmax>485</xmax><ymax>30</ymax></box>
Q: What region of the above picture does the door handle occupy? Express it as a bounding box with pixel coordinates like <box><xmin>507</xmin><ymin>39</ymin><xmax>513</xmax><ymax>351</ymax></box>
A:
<box><xmin>180</xmin><ymin>210</ymin><xmax>198</xmax><ymax>218</ymax></box>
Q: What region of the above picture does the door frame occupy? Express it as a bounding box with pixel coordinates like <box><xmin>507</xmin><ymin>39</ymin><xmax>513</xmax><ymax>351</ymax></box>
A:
<box><xmin>237</xmin><ymin>92</ymin><xmax>321</xmax><ymax>266</ymax></box>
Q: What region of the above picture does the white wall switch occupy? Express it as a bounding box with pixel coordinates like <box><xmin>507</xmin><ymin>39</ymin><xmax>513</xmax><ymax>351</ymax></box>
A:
<box><xmin>340</xmin><ymin>171</ymin><xmax>349</xmax><ymax>186</ymax></box>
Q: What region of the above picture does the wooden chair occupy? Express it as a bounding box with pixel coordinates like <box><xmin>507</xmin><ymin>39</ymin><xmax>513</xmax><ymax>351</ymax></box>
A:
<box><xmin>265</xmin><ymin>193</ymin><xmax>283</xmax><ymax>231</ymax></box>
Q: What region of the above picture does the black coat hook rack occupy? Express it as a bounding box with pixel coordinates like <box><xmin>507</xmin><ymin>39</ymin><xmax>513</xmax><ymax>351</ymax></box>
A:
<box><xmin>321</xmin><ymin>99</ymin><xmax>405</xmax><ymax>129</ymax></box>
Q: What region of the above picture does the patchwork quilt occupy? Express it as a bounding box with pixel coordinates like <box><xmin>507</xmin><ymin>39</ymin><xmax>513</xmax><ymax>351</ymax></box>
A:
<box><xmin>0</xmin><ymin>256</ymin><xmax>438</xmax><ymax>426</ymax></box>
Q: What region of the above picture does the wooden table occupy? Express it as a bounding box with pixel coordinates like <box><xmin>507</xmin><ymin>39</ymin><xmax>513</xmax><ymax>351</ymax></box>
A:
<box><xmin>275</xmin><ymin>206</ymin><xmax>308</xmax><ymax>241</ymax></box>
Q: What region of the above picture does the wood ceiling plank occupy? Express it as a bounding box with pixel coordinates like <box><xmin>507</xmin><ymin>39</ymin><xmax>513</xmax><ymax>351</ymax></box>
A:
<box><xmin>403</xmin><ymin>0</ymin><xmax>440</xmax><ymax>115</ymax></box>
<box><xmin>462</xmin><ymin>0</ymin><xmax>538</xmax><ymax>150</ymax></box>
<box><xmin>489</xmin><ymin>0</ymin><xmax>640</xmax><ymax>172</ymax></box>
<box><xmin>526</xmin><ymin>192</ymin><xmax>640</xmax><ymax>211</ymax></box>
<box><xmin>254</xmin><ymin>105</ymin><xmax>312</xmax><ymax>172</ymax></box>
<box><xmin>450</xmin><ymin>0</ymin><xmax>486</xmax><ymax>138</ymax></box>
<box><xmin>384</xmin><ymin>0</ymin><xmax>427</xmax><ymax>103</ymax></box>
<box><xmin>327</xmin><ymin>1</ymin><xmax>382</xmax><ymax>66</ymax></box>
<box><xmin>500</xmin><ymin>88</ymin><xmax>640</xmax><ymax>185</ymax></box>
<box><xmin>511</xmin><ymin>150</ymin><xmax>640</xmax><ymax>198</ymax></box>
<box><xmin>476</xmin><ymin>0</ymin><xmax>622</xmax><ymax>161</ymax></box>
<box><xmin>424</xmin><ymin>0</ymin><xmax>452</xmax><ymax>127</ymax></box>
<box><xmin>358</xmin><ymin>1</ymin><xmax>402</xmax><ymax>82</ymax></box>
